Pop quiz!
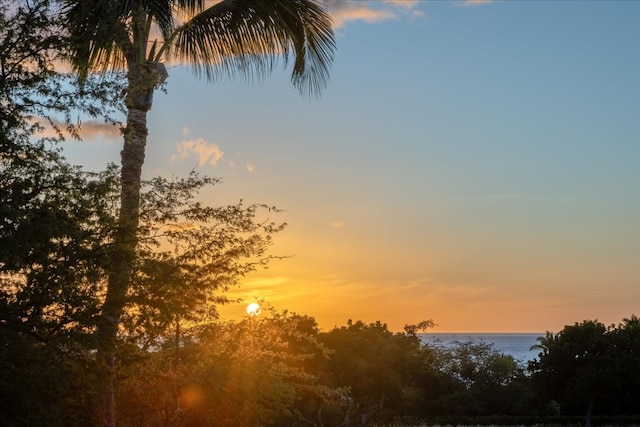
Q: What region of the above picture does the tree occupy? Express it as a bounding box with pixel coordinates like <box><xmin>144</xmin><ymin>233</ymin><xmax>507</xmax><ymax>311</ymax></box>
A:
<box><xmin>1</xmin><ymin>0</ymin><xmax>122</xmax><ymax>143</ymax></box>
<box><xmin>1</xmin><ymin>154</ymin><xmax>286</xmax><ymax>424</ymax></box>
<box><xmin>318</xmin><ymin>320</ymin><xmax>435</xmax><ymax>426</ymax></box>
<box><xmin>1</xmin><ymin>3</ymin><xmax>289</xmax><ymax>412</ymax></box>
<box><xmin>529</xmin><ymin>330</ymin><xmax>558</xmax><ymax>357</ymax></box>
<box><xmin>1</xmin><ymin>2</ymin><xmax>127</xmax><ymax>423</ymax></box>
<box><xmin>123</xmin><ymin>173</ymin><xmax>286</xmax><ymax>345</ymax></box>
<box><xmin>528</xmin><ymin>318</ymin><xmax>640</xmax><ymax>425</ymax></box>
<box><xmin>426</xmin><ymin>339</ymin><xmax>524</xmax><ymax>418</ymax></box>
<box><xmin>0</xmin><ymin>134</ymin><xmax>112</xmax><ymax>425</ymax></box>
<box><xmin>59</xmin><ymin>0</ymin><xmax>335</xmax><ymax>423</ymax></box>
<box><xmin>607</xmin><ymin>315</ymin><xmax>640</xmax><ymax>415</ymax></box>
<box><xmin>531</xmin><ymin>321</ymin><xmax>608</xmax><ymax>423</ymax></box>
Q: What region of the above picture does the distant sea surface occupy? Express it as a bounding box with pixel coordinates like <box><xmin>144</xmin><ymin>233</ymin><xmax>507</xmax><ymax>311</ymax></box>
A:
<box><xmin>419</xmin><ymin>333</ymin><xmax>542</xmax><ymax>364</ymax></box>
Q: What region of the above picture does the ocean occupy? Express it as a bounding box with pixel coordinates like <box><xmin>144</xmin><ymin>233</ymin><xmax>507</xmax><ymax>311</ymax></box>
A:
<box><xmin>419</xmin><ymin>333</ymin><xmax>543</xmax><ymax>364</ymax></box>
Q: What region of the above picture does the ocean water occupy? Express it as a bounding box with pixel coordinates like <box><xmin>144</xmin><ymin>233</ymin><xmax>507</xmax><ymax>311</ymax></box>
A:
<box><xmin>419</xmin><ymin>333</ymin><xmax>543</xmax><ymax>364</ymax></box>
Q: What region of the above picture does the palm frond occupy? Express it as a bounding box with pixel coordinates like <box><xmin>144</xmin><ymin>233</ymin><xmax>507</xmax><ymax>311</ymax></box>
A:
<box><xmin>61</xmin><ymin>0</ymin><xmax>335</xmax><ymax>96</ymax></box>
<box><xmin>164</xmin><ymin>0</ymin><xmax>335</xmax><ymax>97</ymax></box>
<box><xmin>145</xmin><ymin>0</ymin><xmax>174</xmax><ymax>43</ymax></box>
<box><xmin>174</xmin><ymin>0</ymin><xmax>206</xmax><ymax>16</ymax></box>
<box><xmin>60</xmin><ymin>0</ymin><xmax>133</xmax><ymax>77</ymax></box>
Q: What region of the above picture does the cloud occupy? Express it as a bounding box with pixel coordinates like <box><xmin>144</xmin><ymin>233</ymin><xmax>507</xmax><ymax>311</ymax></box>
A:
<box><xmin>318</xmin><ymin>274</ymin><xmax>346</xmax><ymax>286</ymax></box>
<box><xmin>326</xmin><ymin>0</ymin><xmax>486</xmax><ymax>28</ymax></box>
<box><xmin>329</xmin><ymin>220</ymin><xmax>345</xmax><ymax>228</ymax></box>
<box><xmin>384</xmin><ymin>0</ymin><xmax>419</xmax><ymax>9</ymax></box>
<box><xmin>32</xmin><ymin>118</ymin><xmax>121</xmax><ymax>140</ymax></box>
<box><xmin>231</xmin><ymin>275</ymin><xmax>290</xmax><ymax>301</ymax></box>
<box><xmin>329</xmin><ymin>5</ymin><xmax>396</xmax><ymax>28</ymax></box>
<box><xmin>182</xmin><ymin>126</ymin><xmax>192</xmax><ymax>135</ymax></box>
<box><xmin>173</xmin><ymin>138</ymin><xmax>224</xmax><ymax>166</ymax></box>
<box><xmin>246</xmin><ymin>163</ymin><xmax>255</xmax><ymax>172</ymax></box>
<box><xmin>77</xmin><ymin>120</ymin><xmax>121</xmax><ymax>139</ymax></box>
<box><xmin>460</xmin><ymin>0</ymin><xmax>493</xmax><ymax>6</ymax></box>
<box><xmin>327</xmin><ymin>0</ymin><xmax>424</xmax><ymax>29</ymax></box>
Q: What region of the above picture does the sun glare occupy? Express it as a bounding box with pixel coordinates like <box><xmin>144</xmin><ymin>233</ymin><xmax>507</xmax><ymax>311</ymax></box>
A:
<box><xmin>246</xmin><ymin>302</ymin><xmax>261</xmax><ymax>316</ymax></box>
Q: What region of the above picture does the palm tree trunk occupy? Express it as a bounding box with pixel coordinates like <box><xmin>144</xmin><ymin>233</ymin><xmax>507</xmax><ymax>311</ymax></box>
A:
<box><xmin>96</xmin><ymin>79</ymin><xmax>149</xmax><ymax>426</ymax></box>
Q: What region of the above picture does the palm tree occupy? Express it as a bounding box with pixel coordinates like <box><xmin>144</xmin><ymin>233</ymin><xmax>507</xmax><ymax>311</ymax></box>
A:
<box><xmin>59</xmin><ymin>1</ymin><xmax>335</xmax><ymax>424</ymax></box>
<box><xmin>530</xmin><ymin>330</ymin><xmax>557</xmax><ymax>355</ymax></box>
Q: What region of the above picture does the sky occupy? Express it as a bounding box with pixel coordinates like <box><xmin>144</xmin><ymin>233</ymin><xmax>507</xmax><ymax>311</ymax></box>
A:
<box><xmin>62</xmin><ymin>0</ymin><xmax>639</xmax><ymax>333</ymax></box>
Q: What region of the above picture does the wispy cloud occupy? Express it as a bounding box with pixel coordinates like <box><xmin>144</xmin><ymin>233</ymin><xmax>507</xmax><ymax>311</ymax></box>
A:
<box><xmin>329</xmin><ymin>220</ymin><xmax>345</xmax><ymax>228</ymax></box>
<box><xmin>173</xmin><ymin>138</ymin><xmax>223</xmax><ymax>166</ymax></box>
<box><xmin>246</xmin><ymin>163</ymin><xmax>256</xmax><ymax>173</ymax></box>
<box><xmin>331</xmin><ymin>6</ymin><xmax>396</xmax><ymax>28</ymax></box>
<box><xmin>318</xmin><ymin>274</ymin><xmax>346</xmax><ymax>286</ymax></box>
<box><xmin>384</xmin><ymin>0</ymin><xmax>419</xmax><ymax>9</ymax></box>
<box><xmin>327</xmin><ymin>0</ymin><xmax>424</xmax><ymax>29</ymax></box>
<box><xmin>33</xmin><ymin>118</ymin><xmax>121</xmax><ymax>140</ymax></box>
<box><xmin>230</xmin><ymin>275</ymin><xmax>290</xmax><ymax>302</ymax></box>
<box><xmin>77</xmin><ymin>120</ymin><xmax>121</xmax><ymax>139</ymax></box>
<box><xmin>460</xmin><ymin>0</ymin><xmax>493</xmax><ymax>6</ymax></box>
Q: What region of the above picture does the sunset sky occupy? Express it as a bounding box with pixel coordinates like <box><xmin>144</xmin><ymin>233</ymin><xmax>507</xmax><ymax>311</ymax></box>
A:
<box><xmin>62</xmin><ymin>0</ymin><xmax>639</xmax><ymax>333</ymax></box>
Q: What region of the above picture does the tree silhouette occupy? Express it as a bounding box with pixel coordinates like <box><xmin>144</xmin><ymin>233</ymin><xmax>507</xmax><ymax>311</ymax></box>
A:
<box><xmin>530</xmin><ymin>330</ymin><xmax>558</xmax><ymax>356</ymax></box>
<box><xmin>59</xmin><ymin>0</ymin><xmax>335</xmax><ymax>424</ymax></box>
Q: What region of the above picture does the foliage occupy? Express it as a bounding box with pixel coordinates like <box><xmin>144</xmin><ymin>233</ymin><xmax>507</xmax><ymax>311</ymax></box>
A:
<box><xmin>317</xmin><ymin>319</ymin><xmax>435</xmax><ymax>426</ymax></box>
<box><xmin>61</xmin><ymin>0</ymin><xmax>335</xmax><ymax>97</ymax></box>
<box><xmin>425</xmin><ymin>339</ymin><xmax>528</xmax><ymax>417</ymax></box>
<box><xmin>115</xmin><ymin>310</ymin><xmax>338</xmax><ymax>427</ymax></box>
<box><xmin>1</xmin><ymin>4</ymin><xmax>287</xmax><ymax>422</ymax></box>
<box><xmin>529</xmin><ymin>317</ymin><xmax>640</xmax><ymax>421</ymax></box>
<box><xmin>0</xmin><ymin>0</ymin><xmax>123</xmax><ymax>142</ymax></box>
<box><xmin>314</xmin><ymin>319</ymin><xmax>529</xmax><ymax>426</ymax></box>
<box><xmin>0</xmin><ymin>150</ymin><xmax>116</xmax><ymax>344</ymax></box>
<box><xmin>1</xmin><ymin>150</ymin><xmax>287</xmax><ymax>423</ymax></box>
<box><xmin>0</xmin><ymin>0</ymin><xmax>124</xmax><ymax>354</ymax></box>
<box><xmin>123</xmin><ymin>173</ymin><xmax>287</xmax><ymax>346</ymax></box>
<box><xmin>0</xmin><ymin>3</ymin><xmax>121</xmax><ymax>424</ymax></box>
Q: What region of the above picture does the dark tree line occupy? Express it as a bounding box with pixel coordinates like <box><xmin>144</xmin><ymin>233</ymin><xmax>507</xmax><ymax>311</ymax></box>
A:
<box><xmin>528</xmin><ymin>317</ymin><xmax>640</xmax><ymax>426</ymax></box>
<box><xmin>1</xmin><ymin>2</ymin><xmax>638</xmax><ymax>426</ymax></box>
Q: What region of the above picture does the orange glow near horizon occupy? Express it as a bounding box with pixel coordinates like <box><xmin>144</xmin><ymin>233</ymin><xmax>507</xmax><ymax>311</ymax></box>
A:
<box><xmin>218</xmin><ymin>265</ymin><xmax>637</xmax><ymax>334</ymax></box>
<box><xmin>212</xmin><ymin>222</ymin><xmax>638</xmax><ymax>334</ymax></box>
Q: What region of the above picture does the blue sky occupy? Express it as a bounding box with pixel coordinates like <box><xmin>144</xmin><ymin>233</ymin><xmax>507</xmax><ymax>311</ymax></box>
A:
<box><xmin>63</xmin><ymin>0</ymin><xmax>639</xmax><ymax>332</ymax></box>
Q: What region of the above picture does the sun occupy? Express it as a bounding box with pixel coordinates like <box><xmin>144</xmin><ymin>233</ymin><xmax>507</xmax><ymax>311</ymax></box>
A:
<box><xmin>246</xmin><ymin>302</ymin><xmax>261</xmax><ymax>316</ymax></box>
